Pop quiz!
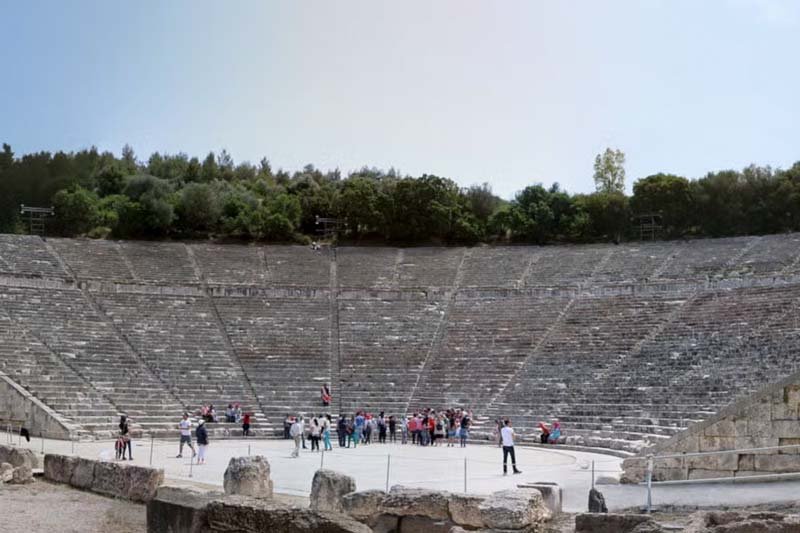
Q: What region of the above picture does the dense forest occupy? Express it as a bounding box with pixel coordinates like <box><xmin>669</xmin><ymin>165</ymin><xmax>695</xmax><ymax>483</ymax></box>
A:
<box><xmin>1</xmin><ymin>142</ymin><xmax>799</xmax><ymax>244</ymax></box>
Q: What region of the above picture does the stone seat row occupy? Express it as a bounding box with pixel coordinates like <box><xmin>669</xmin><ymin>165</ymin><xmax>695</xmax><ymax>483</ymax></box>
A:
<box><xmin>6</xmin><ymin>234</ymin><xmax>800</xmax><ymax>288</ymax></box>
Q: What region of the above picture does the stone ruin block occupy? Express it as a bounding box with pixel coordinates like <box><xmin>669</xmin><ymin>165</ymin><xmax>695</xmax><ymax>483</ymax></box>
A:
<box><xmin>205</xmin><ymin>496</ymin><xmax>371</xmax><ymax>533</ymax></box>
<box><xmin>9</xmin><ymin>464</ymin><xmax>33</xmax><ymax>484</ymax></box>
<box><xmin>0</xmin><ymin>462</ymin><xmax>14</xmax><ymax>483</ymax></box>
<box><xmin>575</xmin><ymin>513</ymin><xmax>656</xmax><ymax>533</ymax></box>
<box><xmin>0</xmin><ymin>444</ymin><xmax>39</xmax><ymax>469</ymax></box>
<box><xmin>92</xmin><ymin>460</ymin><xmax>164</xmax><ymax>502</ymax></box>
<box><xmin>699</xmin><ymin>436</ymin><xmax>735</xmax><ymax>452</ymax></box>
<box><xmin>147</xmin><ymin>486</ymin><xmax>222</xmax><ymax>533</ymax></box>
<box><xmin>478</xmin><ymin>488</ymin><xmax>551</xmax><ymax>530</ymax></box>
<box><xmin>447</xmin><ymin>493</ymin><xmax>486</xmax><ymax>528</ymax></box>
<box><xmin>70</xmin><ymin>457</ymin><xmax>96</xmax><ymax>490</ymax></box>
<box><xmin>340</xmin><ymin>489</ymin><xmax>386</xmax><ymax>525</ymax></box>
<box><xmin>223</xmin><ymin>456</ymin><xmax>273</xmax><ymax>499</ymax></box>
<box><xmin>754</xmin><ymin>454</ymin><xmax>800</xmax><ymax>473</ymax></box>
<box><xmin>310</xmin><ymin>469</ymin><xmax>356</xmax><ymax>514</ymax></box>
<box><xmin>688</xmin><ymin>468</ymin><xmax>734</xmax><ymax>480</ymax></box>
<box><xmin>381</xmin><ymin>486</ymin><xmax>450</xmax><ymax>520</ymax></box>
<box><xmin>44</xmin><ymin>454</ymin><xmax>79</xmax><ymax>484</ymax></box>
<box><xmin>703</xmin><ymin>420</ymin><xmax>736</xmax><ymax>437</ymax></box>
<box><xmin>778</xmin><ymin>438</ymin><xmax>800</xmax><ymax>454</ymax></box>
<box><xmin>517</xmin><ymin>482</ymin><xmax>562</xmax><ymax>515</ymax></box>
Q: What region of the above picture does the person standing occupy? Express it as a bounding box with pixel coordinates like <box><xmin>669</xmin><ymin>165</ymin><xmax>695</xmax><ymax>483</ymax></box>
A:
<box><xmin>177</xmin><ymin>413</ymin><xmax>196</xmax><ymax>458</ymax></box>
<box><xmin>290</xmin><ymin>417</ymin><xmax>302</xmax><ymax>458</ymax></box>
<box><xmin>310</xmin><ymin>417</ymin><xmax>321</xmax><ymax>452</ymax></box>
<box><xmin>388</xmin><ymin>415</ymin><xmax>397</xmax><ymax>443</ymax></box>
<box><xmin>119</xmin><ymin>415</ymin><xmax>133</xmax><ymax>460</ymax></box>
<box><xmin>196</xmin><ymin>419</ymin><xmax>209</xmax><ymax>464</ymax></box>
<box><xmin>460</xmin><ymin>411</ymin><xmax>471</xmax><ymax>448</ymax></box>
<box><xmin>299</xmin><ymin>415</ymin><xmax>307</xmax><ymax>449</ymax></box>
<box><xmin>354</xmin><ymin>412</ymin><xmax>364</xmax><ymax>445</ymax></box>
<box><xmin>347</xmin><ymin>417</ymin><xmax>357</xmax><ymax>448</ymax></box>
<box><xmin>283</xmin><ymin>414</ymin><xmax>292</xmax><ymax>439</ymax></box>
<box><xmin>501</xmin><ymin>419</ymin><xmax>522</xmax><ymax>475</ymax></box>
<box><xmin>378</xmin><ymin>412</ymin><xmax>387</xmax><ymax>444</ymax></box>
<box><xmin>408</xmin><ymin>415</ymin><xmax>418</xmax><ymax>445</ymax></box>
<box><xmin>242</xmin><ymin>412</ymin><xmax>251</xmax><ymax>437</ymax></box>
<box><xmin>322</xmin><ymin>414</ymin><xmax>333</xmax><ymax>451</ymax></box>
<box><xmin>337</xmin><ymin>415</ymin><xmax>347</xmax><ymax>447</ymax></box>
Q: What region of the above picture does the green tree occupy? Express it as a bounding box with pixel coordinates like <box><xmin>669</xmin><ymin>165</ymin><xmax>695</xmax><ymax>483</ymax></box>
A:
<box><xmin>52</xmin><ymin>186</ymin><xmax>101</xmax><ymax>236</ymax></box>
<box><xmin>464</xmin><ymin>183</ymin><xmax>504</xmax><ymax>224</ymax></box>
<box><xmin>339</xmin><ymin>177</ymin><xmax>383</xmax><ymax>238</ymax></box>
<box><xmin>95</xmin><ymin>164</ymin><xmax>126</xmax><ymax>197</ymax></box>
<box><xmin>122</xmin><ymin>174</ymin><xmax>174</xmax><ymax>235</ymax></box>
<box><xmin>631</xmin><ymin>173</ymin><xmax>692</xmax><ymax>236</ymax></box>
<box><xmin>576</xmin><ymin>192</ymin><xmax>630</xmax><ymax>242</ymax></box>
<box><xmin>593</xmin><ymin>148</ymin><xmax>626</xmax><ymax>194</ymax></box>
<box><xmin>490</xmin><ymin>183</ymin><xmax>581</xmax><ymax>243</ymax></box>
<box><xmin>201</xmin><ymin>152</ymin><xmax>219</xmax><ymax>182</ymax></box>
<box><xmin>121</xmin><ymin>144</ymin><xmax>138</xmax><ymax>174</ymax></box>
<box><xmin>691</xmin><ymin>170</ymin><xmax>744</xmax><ymax>236</ymax></box>
<box><xmin>177</xmin><ymin>182</ymin><xmax>222</xmax><ymax>232</ymax></box>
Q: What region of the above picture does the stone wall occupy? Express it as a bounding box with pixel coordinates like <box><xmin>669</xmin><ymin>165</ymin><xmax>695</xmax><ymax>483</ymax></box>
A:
<box><xmin>623</xmin><ymin>369</ymin><xmax>800</xmax><ymax>482</ymax></box>
<box><xmin>44</xmin><ymin>453</ymin><xmax>164</xmax><ymax>502</ymax></box>
<box><xmin>147</xmin><ymin>486</ymin><xmax>370</xmax><ymax>533</ymax></box>
<box><xmin>0</xmin><ymin>373</ymin><xmax>75</xmax><ymax>440</ymax></box>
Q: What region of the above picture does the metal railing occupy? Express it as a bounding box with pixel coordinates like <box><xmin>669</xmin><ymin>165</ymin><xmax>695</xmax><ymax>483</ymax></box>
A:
<box><xmin>642</xmin><ymin>444</ymin><xmax>800</xmax><ymax>512</ymax></box>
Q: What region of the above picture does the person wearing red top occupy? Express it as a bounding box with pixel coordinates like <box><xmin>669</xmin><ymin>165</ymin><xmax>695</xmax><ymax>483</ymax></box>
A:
<box><xmin>408</xmin><ymin>415</ymin><xmax>418</xmax><ymax>444</ymax></box>
<box><xmin>242</xmin><ymin>413</ymin><xmax>251</xmax><ymax>437</ymax></box>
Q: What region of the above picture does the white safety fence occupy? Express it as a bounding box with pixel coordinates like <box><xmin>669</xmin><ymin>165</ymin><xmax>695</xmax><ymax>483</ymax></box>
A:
<box><xmin>1</xmin><ymin>424</ymin><xmax>620</xmax><ymax>499</ymax></box>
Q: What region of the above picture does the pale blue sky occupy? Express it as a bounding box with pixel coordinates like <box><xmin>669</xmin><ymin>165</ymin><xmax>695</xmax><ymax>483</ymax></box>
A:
<box><xmin>1</xmin><ymin>0</ymin><xmax>798</xmax><ymax>198</ymax></box>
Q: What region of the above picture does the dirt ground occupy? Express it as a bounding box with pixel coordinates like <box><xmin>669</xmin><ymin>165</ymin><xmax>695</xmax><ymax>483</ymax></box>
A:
<box><xmin>0</xmin><ymin>480</ymin><xmax>146</xmax><ymax>533</ymax></box>
<box><xmin>0</xmin><ymin>477</ymin><xmax>309</xmax><ymax>533</ymax></box>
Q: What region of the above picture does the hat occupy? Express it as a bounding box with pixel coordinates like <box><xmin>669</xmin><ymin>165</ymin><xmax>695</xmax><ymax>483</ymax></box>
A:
<box><xmin>198</xmin><ymin>419</ymin><xmax>205</xmax><ymax>426</ymax></box>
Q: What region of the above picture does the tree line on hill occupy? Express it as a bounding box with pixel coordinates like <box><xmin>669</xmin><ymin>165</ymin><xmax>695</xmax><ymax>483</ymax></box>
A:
<box><xmin>1</xmin><ymin>142</ymin><xmax>799</xmax><ymax>244</ymax></box>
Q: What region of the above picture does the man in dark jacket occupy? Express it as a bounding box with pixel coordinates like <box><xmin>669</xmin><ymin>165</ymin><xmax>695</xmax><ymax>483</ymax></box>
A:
<box><xmin>337</xmin><ymin>415</ymin><xmax>347</xmax><ymax>447</ymax></box>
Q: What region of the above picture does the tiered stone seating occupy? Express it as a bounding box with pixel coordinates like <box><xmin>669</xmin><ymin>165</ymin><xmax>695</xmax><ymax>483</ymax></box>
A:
<box><xmin>591</xmin><ymin>243</ymin><xmax>674</xmax><ymax>284</ymax></box>
<box><xmin>728</xmin><ymin>234</ymin><xmax>800</xmax><ymax>277</ymax></box>
<box><xmin>190</xmin><ymin>243</ymin><xmax>265</xmax><ymax>286</ymax></box>
<box><xmin>338</xmin><ymin>299</ymin><xmax>445</xmax><ymax>414</ymax></box>
<box><xmin>488</xmin><ymin>294</ymin><xmax>686</xmax><ymax>449</ymax></box>
<box><xmin>93</xmin><ymin>293</ymin><xmax>267</xmax><ymax>434</ymax></box>
<box><xmin>214</xmin><ymin>296</ymin><xmax>331</xmax><ymax>427</ymax></box>
<box><xmin>459</xmin><ymin>247</ymin><xmax>532</xmax><ymax>288</ymax></box>
<box><xmin>398</xmin><ymin>248</ymin><xmax>464</xmax><ymax>288</ymax></box>
<box><xmin>336</xmin><ymin>247</ymin><xmax>397</xmax><ymax>289</ymax></box>
<box><xmin>264</xmin><ymin>246</ymin><xmax>330</xmax><ymax>287</ymax></box>
<box><xmin>48</xmin><ymin>238</ymin><xmax>134</xmax><ymax>281</ymax></box>
<box><xmin>651</xmin><ymin>286</ymin><xmax>800</xmax><ymax>402</ymax></box>
<box><xmin>0</xmin><ymin>287</ymin><xmax>182</xmax><ymax>434</ymax></box>
<box><xmin>119</xmin><ymin>241</ymin><xmax>199</xmax><ymax>284</ymax></box>
<box><xmin>0</xmin><ymin>235</ymin><xmax>66</xmax><ymax>278</ymax></box>
<box><xmin>524</xmin><ymin>246</ymin><xmax>608</xmax><ymax>286</ymax></box>
<box><xmin>549</xmin><ymin>286</ymin><xmax>800</xmax><ymax>450</ymax></box>
<box><xmin>409</xmin><ymin>296</ymin><xmax>570</xmax><ymax>413</ymax></box>
<box><xmin>655</xmin><ymin>237</ymin><xmax>752</xmax><ymax>280</ymax></box>
<box><xmin>4</xmin><ymin>233</ymin><xmax>800</xmax><ymax>448</ymax></box>
<box><xmin>0</xmin><ymin>308</ymin><xmax>118</xmax><ymax>437</ymax></box>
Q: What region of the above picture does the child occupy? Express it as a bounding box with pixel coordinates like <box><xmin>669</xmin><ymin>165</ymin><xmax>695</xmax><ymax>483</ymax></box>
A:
<box><xmin>115</xmin><ymin>436</ymin><xmax>125</xmax><ymax>460</ymax></box>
